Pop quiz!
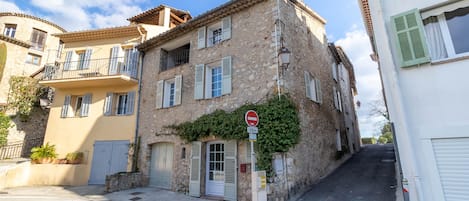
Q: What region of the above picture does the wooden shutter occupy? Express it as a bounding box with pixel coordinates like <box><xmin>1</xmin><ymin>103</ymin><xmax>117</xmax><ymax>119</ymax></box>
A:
<box><xmin>315</xmin><ymin>79</ymin><xmax>322</xmax><ymax>104</ymax></box>
<box><xmin>337</xmin><ymin>91</ymin><xmax>343</xmax><ymax>112</ymax></box>
<box><xmin>126</xmin><ymin>91</ymin><xmax>135</xmax><ymax>115</ymax></box>
<box><xmin>104</xmin><ymin>93</ymin><xmax>113</xmax><ymax>116</ymax></box>
<box><xmin>333</xmin><ymin>87</ymin><xmax>339</xmax><ymax>110</ymax></box>
<box><xmin>61</xmin><ymin>95</ymin><xmax>71</xmax><ymax>118</ymax></box>
<box><xmin>332</xmin><ymin>63</ymin><xmax>338</xmax><ymax>81</ymax></box>
<box><xmin>160</xmin><ymin>49</ymin><xmax>168</xmax><ymax>71</ymax></box>
<box><xmin>156</xmin><ymin>80</ymin><xmax>164</xmax><ymax>109</ymax></box>
<box><xmin>83</xmin><ymin>48</ymin><xmax>92</xmax><ymax>69</ymax></box>
<box><xmin>64</xmin><ymin>51</ymin><xmax>73</xmax><ymax>70</ymax></box>
<box><xmin>222</xmin><ymin>16</ymin><xmax>232</xmax><ymax>40</ymax></box>
<box><xmin>224</xmin><ymin>140</ymin><xmax>237</xmax><ymax>201</ymax></box>
<box><xmin>109</xmin><ymin>46</ymin><xmax>119</xmax><ymax>75</ymax></box>
<box><xmin>81</xmin><ymin>93</ymin><xmax>92</xmax><ymax>117</ymax></box>
<box><xmin>304</xmin><ymin>71</ymin><xmax>312</xmax><ymax>100</ymax></box>
<box><xmin>221</xmin><ymin>56</ymin><xmax>232</xmax><ymax>95</ymax></box>
<box><xmin>189</xmin><ymin>141</ymin><xmax>202</xmax><ymax>197</ymax></box>
<box><xmin>197</xmin><ymin>27</ymin><xmax>206</xmax><ymax>49</ymax></box>
<box><xmin>194</xmin><ymin>64</ymin><xmax>205</xmax><ymax>100</ymax></box>
<box><xmin>174</xmin><ymin>75</ymin><xmax>182</xmax><ymax>105</ymax></box>
<box><xmin>130</xmin><ymin>48</ymin><xmax>139</xmax><ymax>78</ymax></box>
<box><xmin>391</xmin><ymin>9</ymin><xmax>430</xmax><ymax>67</ymax></box>
<box><xmin>205</xmin><ymin>67</ymin><xmax>212</xmax><ymax>99</ymax></box>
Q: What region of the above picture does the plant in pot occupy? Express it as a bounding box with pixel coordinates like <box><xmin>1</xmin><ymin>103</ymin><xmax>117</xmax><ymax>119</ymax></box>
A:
<box><xmin>30</xmin><ymin>142</ymin><xmax>58</xmax><ymax>164</ymax></box>
<box><xmin>66</xmin><ymin>152</ymin><xmax>84</xmax><ymax>164</ymax></box>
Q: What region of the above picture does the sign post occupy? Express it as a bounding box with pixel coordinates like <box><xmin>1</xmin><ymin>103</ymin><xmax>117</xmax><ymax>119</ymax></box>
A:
<box><xmin>245</xmin><ymin>110</ymin><xmax>259</xmax><ymax>201</ymax></box>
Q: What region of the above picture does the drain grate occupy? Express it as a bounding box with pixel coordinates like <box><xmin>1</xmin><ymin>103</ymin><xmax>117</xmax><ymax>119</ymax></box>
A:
<box><xmin>129</xmin><ymin>197</ymin><xmax>142</xmax><ymax>201</ymax></box>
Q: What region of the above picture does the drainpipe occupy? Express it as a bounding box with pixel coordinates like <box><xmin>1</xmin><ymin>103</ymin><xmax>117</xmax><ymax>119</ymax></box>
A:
<box><xmin>132</xmin><ymin>51</ymin><xmax>145</xmax><ymax>172</ymax></box>
<box><xmin>275</xmin><ymin>0</ymin><xmax>281</xmax><ymax>100</ymax></box>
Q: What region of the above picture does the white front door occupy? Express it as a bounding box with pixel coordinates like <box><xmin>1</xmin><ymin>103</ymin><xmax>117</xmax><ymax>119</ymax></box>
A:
<box><xmin>149</xmin><ymin>143</ymin><xmax>174</xmax><ymax>189</ymax></box>
<box><xmin>206</xmin><ymin>142</ymin><xmax>225</xmax><ymax>196</ymax></box>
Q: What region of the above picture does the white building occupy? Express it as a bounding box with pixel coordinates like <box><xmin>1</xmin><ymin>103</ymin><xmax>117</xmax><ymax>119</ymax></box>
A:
<box><xmin>359</xmin><ymin>0</ymin><xmax>469</xmax><ymax>201</ymax></box>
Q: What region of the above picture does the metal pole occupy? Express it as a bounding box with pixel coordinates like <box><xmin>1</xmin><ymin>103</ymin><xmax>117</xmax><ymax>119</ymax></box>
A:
<box><xmin>251</xmin><ymin>140</ymin><xmax>257</xmax><ymax>201</ymax></box>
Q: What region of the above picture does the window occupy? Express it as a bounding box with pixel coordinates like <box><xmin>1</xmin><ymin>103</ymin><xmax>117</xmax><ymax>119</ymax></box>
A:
<box><xmin>332</xmin><ymin>62</ymin><xmax>338</xmax><ymax>81</ymax></box>
<box><xmin>304</xmin><ymin>71</ymin><xmax>322</xmax><ymax>104</ymax></box>
<box><xmin>77</xmin><ymin>51</ymin><xmax>86</xmax><ymax>70</ymax></box>
<box><xmin>392</xmin><ymin>4</ymin><xmax>469</xmax><ymax>67</ymax></box>
<box><xmin>333</xmin><ymin>86</ymin><xmax>343</xmax><ymax>112</ymax></box>
<box><xmin>3</xmin><ymin>24</ymin><xmax>16</xmax><ymax>38</ymax></box>
<box><xmin>57</xmin><ymin>41</ymin><xmax>64</xmax><ymax>59</ymax></box>
<box><xmin>63</xmin><ymin>49</ymin><xmax>93</xmax><ymax>70</ymax></box>
<box><xmin>194</xmin><ymin>56</ymin><xmax>232</xmax><ymax>100</ymax></box>
<box><xmin>160</xmin><ymin>44</ymin><xmax>190</xmax><ymax>71</ymax></box>
<box><xmin>30</xmin><ymin>28</ymin><xmax>47</xmax><ymax>51</ymax></box>
<box><xmin>156</xmin><ymin>75</ymin><xmax>182</xmax><ymax>109</ymax></box>
<box><xmin>60</xmin><ymin>94</ymin><xmax>92</xmax><ymax>118</ymax></box>
<box><xmin>25</xmin><ymin>53</ymin><xmax>41</xmax><ymax>65</ymax></box>
<box><xmin>104</xmin><ymin>91</ymin><xmax>135</xmax><ymax>116</ymax></box>
<box><xmin>197</xmin><ymin>16</ymin><xmax>231</xmax><ymax>49</ymax></box>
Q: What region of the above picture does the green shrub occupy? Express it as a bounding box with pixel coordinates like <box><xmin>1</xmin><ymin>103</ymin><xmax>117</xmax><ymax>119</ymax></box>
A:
<box><xmin>65</xmin><ymin>152</ymin><xmax>84</xmax><ymax>161</ymax></box>
<box><xmin>0</xmin><ymin>112</ymin><xmax>11</xmax><ymax>147</ymax></box>
<box><xmin>30</xmin><ymin>142</ymin><xmax>58</xmax><ymax>160</ymax></box>
<box><xmin>361</xmin><ymin>137</ymin><xmax>377</xmax><ymax>144</ymax></box>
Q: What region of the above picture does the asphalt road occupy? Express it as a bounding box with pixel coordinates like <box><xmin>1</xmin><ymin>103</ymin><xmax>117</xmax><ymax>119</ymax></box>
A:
<box><xmin>297</xmin><ymin>144</ymin><xmax>397</xmax><ymax>201</ymax></box>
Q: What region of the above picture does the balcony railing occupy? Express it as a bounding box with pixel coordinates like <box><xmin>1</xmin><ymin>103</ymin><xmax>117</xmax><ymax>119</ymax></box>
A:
<box><xmin>42</xmin><ymin>57</ymin><xmax>138</xmax><ymax>81</ymax></box>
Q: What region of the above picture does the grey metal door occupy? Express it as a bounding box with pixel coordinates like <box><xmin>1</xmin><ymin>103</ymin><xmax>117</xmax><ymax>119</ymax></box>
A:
<box><xmin>89</xmin><ymin>140</ymin><xmax>129</xmax><ymax>184</ymax></box>
<box><xmin>149</xmin><ymin>143</ymin><xmax>174</xmax><ymax>189</ymax></box>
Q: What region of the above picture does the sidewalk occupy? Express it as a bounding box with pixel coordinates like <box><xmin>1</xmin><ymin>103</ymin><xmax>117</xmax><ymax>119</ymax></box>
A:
<box><xmin>0</xmin><ymin>186</ymin><xmax>209</xmax><ymax>201</ymax></box>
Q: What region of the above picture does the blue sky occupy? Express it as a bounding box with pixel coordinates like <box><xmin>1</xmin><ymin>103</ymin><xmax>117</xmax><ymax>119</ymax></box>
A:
<box><xmin>0</xmin><ymin>0</ymin><xmax>384</xmax><ymax>137</ymax></box>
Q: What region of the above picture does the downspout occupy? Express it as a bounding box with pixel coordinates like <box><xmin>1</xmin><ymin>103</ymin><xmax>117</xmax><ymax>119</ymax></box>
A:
<box><xmin>275</xmin><ymin>0</ymin><xmax>281</xmax><ymax>100</ymax></box>
<box><xmin>132</xmin><ymin>51</ymin><xmax>144</xmax><ymax>172</ymax></box>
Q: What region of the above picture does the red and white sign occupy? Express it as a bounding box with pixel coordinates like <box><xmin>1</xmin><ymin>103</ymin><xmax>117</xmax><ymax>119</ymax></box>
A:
<box><xmin>245</xmin><ymin>110</ymin><xmax>259</xmax><ymax>126</ymax></box>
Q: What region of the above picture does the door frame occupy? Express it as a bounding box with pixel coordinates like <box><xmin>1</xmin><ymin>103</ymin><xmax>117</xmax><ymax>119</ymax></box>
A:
<box><xmin>205</xmin><ymin>141</ymin><xmax>225</xmax><ymax>197</ymax></box>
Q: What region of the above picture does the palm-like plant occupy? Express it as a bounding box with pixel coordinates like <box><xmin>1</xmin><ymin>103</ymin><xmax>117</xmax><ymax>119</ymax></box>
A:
<box><xmin>30</xmin><ymin>142</ymin><xmax>58</xmax><ymax>161</ymax></box>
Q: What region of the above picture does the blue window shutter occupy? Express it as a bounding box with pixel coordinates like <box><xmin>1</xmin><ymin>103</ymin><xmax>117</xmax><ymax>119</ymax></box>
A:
<box><xmin>109</xmin><ymin>46</ymin><xmax>119</xmax><ymax>75</ymax></box>
<box><xmin>104</xmin><ymin>93</ymin><xmax>113</xmax><ymax>116</ymax></box>
<box><xmin>391</xmin><ymin>9</ymin><xmax>430</xmax><ymax>67</ymax></box>
<box><xmin>83</xmin><ymin>48</ymin><xmax>92</xmax><ymax>69</ymax></box>
<box><xmin>130</xmin><ymin>48</ymin><xmax>139</xmax><ymax>78</ymax></box>
<box><xmin>224</xmin><ymin>140</ymin><xmax>237</xmax><ymax>201</ymax></box>
<box><xmin>64</xmin><ymin>51</ymin><xmax>73</xmax><ymax>71</ymax></box>
<box><xmin>194</xmin><ymin>64</ymin><xmax>205</xmax><ymax>100</ymax></box>
<box><xmin>126</xmin><ymin>91</ymin><xmax>135</xmax><ymax>115</ymax></box>
<box><xmin>174</xmin><ymin>75</ymin><xmax>182</xmax><ymax>105</ymax></box>
<box><xmin>197</xmin><ymin>27</ymin><xmax>206</xmax><ymax>49</ymax></box>
<box><xmin>189</xmin><ymin>141</ymin><xmax>202</xmax><ymax>197</ymax></box>
<box><xmin>61</xmin><ymin>95</ymin><xmax>71</xmax><ymax>118</ymax></box>
<box><xmin>222</xmin><ymin>16</ymin><xmax>232</xmax><ymax>40</ymax></box>
<box><xmin>221</xmin><ymin>56</ymin><xmax>232</xmax><ymax>95</ymax></box>
<box><xmin>81</xmin><ymin>93</ymin><xmax>92</xmax><ymax>117</ymax></box>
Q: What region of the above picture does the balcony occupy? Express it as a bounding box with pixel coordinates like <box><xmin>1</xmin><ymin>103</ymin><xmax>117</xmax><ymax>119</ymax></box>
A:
<box><xmin>39</xmin><ymin>57</ymin><xmax>139</xmax><ymax>89</ymax></box>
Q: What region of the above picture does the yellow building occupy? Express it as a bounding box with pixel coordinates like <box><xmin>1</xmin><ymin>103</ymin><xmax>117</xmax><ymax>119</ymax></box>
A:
<box><xmin>0</xmin><ymin>12</ymin><xmax>65</xmax><ymax>105</ymax></box>
<box><xmin>38</xmin><ymin>5</ymin><xmax>191</xmax><ymax>185</ymax></box>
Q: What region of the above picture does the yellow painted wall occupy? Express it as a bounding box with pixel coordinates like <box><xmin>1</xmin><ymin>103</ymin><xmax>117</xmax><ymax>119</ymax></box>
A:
<box><xmin>43</xmin><ymin>84</ymin><xmax>138</xmax><ymax>184</ymax></box>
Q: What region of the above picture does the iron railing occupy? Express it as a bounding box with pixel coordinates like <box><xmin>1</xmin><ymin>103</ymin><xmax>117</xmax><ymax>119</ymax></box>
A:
<box><xmin>0</xmin><ymin>142</ymin><xmax>23</xmax><ymax>160</ymax></box>
<box><xmin>41</xmin><ymin>57</ymin><xmax>138</xmax><ymax>81</ymax></box>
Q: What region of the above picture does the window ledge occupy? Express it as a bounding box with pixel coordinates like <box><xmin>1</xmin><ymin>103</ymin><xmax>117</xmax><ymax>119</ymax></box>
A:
<box><xmin>431</xmin><ymin>54</ymin><xmax>469</xmax><ymax>65</ymax></box>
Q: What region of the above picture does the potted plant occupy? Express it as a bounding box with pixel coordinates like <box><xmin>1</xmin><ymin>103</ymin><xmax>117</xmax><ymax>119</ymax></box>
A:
<box><xmin>30</xmin><ymin>142</ymin><xmax>58</xmax><ymax>164</ymax></box>
<box><xmin>66</xmin><ymin>152</ymin><xmax>84</xmax><ymax>164</ymax></box>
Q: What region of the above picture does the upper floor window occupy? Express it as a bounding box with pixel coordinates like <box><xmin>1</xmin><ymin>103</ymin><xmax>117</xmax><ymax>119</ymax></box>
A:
<box><xmin>197</xmin><ymin>16</ymin><xmax>231</xmax><ymax>49</ymax></box>
<box><xmin>194</xmin><ymin>56</ymin><xmax>232</xmax><ymax>100</ymax></box>
<box><xmin>61</xmin><ymin>94</ymin><xmax>92</xmax><ymax>118</ymax></box>
<box><xmin>104</xmin><ymin>91</ymin><xmax>135</xmax><ymax>116</ymax></box>
<box><xmin>30</xmin><ymin>28</ymin><xmax>47</xmax><ymax>51</ymax></box>
<box><xmin>160</xmin><ymin>44</ymin><xmax>190</xmax><ymax>71</ymax></box>
<box><xmin>333</xmin><ymin>86</ymin><xmax>343</xmax><ymax>112</ymax></box>
<box><xmin>25</xmin><ymin>53</ymin><xmax>41</xmax><ymax>65</ymax></box>
<box><xmin>109</xmin><ymin>45</ymin><xmax>139</xmax><ymax>78</ymax></box>
<box><xmin>155</xmin><ymin>75</ymin><xmax>182</xmax><ymax>109</ymax></box>
<box><xmin>391</xmin><ymin>4</ymin><xmax>469</xmax><ymax>67</ymax></box>
<box><xmin>331</xmin><ymin>61</ymin><xmax>338</xmax><ymax>81</ymax></box>
<box><xmin>63</xmin><ymin>48</ymin><xmax>93</xmax><ymax>70</ymax></box>
<box><xmin>3</xmin><ymin>24</ymin><xmax>16</xmax><ymax>38</ymax></box>
<box><xmin>304</xmin><ymin>71</ymin><xmax>322</xmax><ymax>104</ymax></box>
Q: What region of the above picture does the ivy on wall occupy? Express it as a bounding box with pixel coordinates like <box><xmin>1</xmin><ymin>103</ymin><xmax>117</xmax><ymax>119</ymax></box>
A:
<box><xmin>170</xmin><ymin>95</ymin><xmax>300</xmax><ymax>176</ymax></box>
<box><xmin>0</xmin><ymin>112</ymin><xmax>11</xmax><ymax>147</ymax></box>
<box><xmin>8</xmin><ymin>76</ymin><xmax>39</xmax><ymax>121</ymax></box>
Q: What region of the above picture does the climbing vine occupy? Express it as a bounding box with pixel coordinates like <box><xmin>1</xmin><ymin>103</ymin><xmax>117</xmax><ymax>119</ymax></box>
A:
<box><xmin>0</xmin><ymin>112</ymin><xmax>11</xmax><ymax>147</ymax></box>
<box><xmin>8</xmin><ymin>76</ymin><xmax>40</xmax><ymax>121</ymax></box>
<box><xmin>170</xmin><ymin>95</ymin><xmax>300</xmax><ymax>176</ymax></box>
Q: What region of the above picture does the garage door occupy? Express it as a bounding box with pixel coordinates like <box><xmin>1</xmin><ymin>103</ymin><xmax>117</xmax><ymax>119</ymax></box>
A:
<box><xmin>89</xmin><ymin>140</ymin><xmax>129</xmax><ymax>184</ymax></box>
<box><xmin>149</xmin><ymin>143</ymin><xmax>174</xmax><ymax>189</ymax></box>
<box><xmin>432</xmin><ymin>138</ymin><xmax>469</xmax><ymax>201</ymax></box>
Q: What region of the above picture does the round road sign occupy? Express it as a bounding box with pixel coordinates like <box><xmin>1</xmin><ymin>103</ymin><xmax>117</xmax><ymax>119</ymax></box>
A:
<box><xmin>245</xmin><ymin>110</ymin><xmax>259</xmax><ymax>126</ymax></box>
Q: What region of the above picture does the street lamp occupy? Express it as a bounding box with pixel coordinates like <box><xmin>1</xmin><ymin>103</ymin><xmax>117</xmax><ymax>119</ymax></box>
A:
<box><xmin>278</xmin><ymin>46</ymin><xmax>291</xmax><ymax>71</ymax></box>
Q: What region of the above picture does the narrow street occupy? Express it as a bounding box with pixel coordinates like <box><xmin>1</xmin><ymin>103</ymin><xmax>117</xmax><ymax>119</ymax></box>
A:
<box><xmin>298</xmin><ymin>144</ymin><xmax>397</xmax><ymax>201</ymax></box>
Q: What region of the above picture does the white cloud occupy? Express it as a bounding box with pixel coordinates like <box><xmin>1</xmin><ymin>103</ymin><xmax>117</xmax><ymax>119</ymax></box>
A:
<box><xmin>336</xmin><ymin>28</ymin><xmax>385</xmax><ymax>137</ymax></box>
<box><xmin>0</xmin><ymin>0</ymin><xmax>22</xmax><ymax>12</ymax></box>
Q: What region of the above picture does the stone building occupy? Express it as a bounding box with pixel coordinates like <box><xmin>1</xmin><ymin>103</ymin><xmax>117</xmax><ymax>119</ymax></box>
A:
<box><xmin>0</xmin><ymin>13</ymin><xmax>65</xmax><ymax>105</ymax></box>
<box><xmin>136</xmin><ymin>0</ymin><xmax>360</xmax><ymax>200</ymax></box>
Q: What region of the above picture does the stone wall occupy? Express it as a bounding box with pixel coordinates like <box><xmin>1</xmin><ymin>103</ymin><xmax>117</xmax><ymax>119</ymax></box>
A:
<box><xmin>105</xmin><ymin>172</ymin><xmax>143</xmax><ymax>193</ymax></box>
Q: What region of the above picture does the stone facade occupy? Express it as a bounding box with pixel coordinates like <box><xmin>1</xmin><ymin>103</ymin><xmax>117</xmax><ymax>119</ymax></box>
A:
<box><xmin>137</xmin><ymin>0</ymin><xmax>360</xmax><ymax>200</ymax></box>
<box><xmin>105</xmin><ymin>172</ymin><xmax>143</xmax><ymax>193</ymax></box>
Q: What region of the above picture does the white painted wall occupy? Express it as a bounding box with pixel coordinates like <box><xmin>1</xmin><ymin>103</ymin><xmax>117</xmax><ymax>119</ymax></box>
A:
<box><xmin>368</xmin><ymin>0</ymin><xmax>469</xmax><ymax>201</ymax></box>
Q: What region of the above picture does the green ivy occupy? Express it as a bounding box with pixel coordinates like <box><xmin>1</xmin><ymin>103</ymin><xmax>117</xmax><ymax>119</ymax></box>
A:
<box><xmin>0</xmin><ymin>112</ymin><xmax>11</xmax><ymax>147</ymax></box>
<box><xmin>170</xmin><ymin>95</ymin><xmax>300</xmax><ymax>176</ymax></box>
<box><xmin>8</xmin><ymin>76</ymin><xmax>39</xmax><ymax>121</ymax></box>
